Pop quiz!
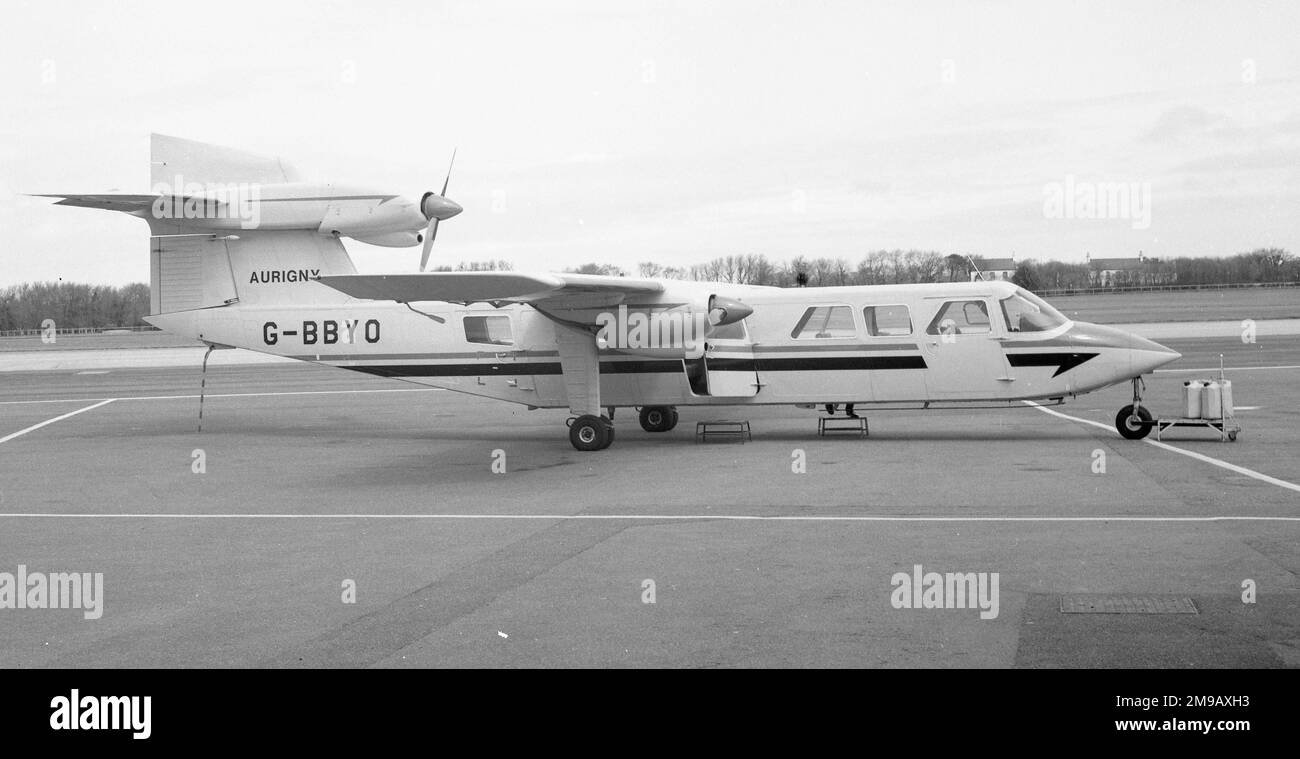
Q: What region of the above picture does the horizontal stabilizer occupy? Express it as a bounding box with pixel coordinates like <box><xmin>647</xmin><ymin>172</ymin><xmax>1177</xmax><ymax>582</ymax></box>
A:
<box><xmin>31</xmin><ymin>193</ymin><xmax>229</xmax><ymax>217</ymax></box>
<box><xmin>31</xmin><ymin>194</ymin><xmax>161</xmax><ymax>213</ymax></box>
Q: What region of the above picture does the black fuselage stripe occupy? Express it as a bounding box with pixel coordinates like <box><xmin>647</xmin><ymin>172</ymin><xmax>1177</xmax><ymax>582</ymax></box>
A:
<box><xmin>1005</xmin><ymin>353</ymin><xmax>1093</xmax><ymax>367</ymax></box>
<box><xmin>753</xmin><ymin>356</ymin><xmax>926</xmax><ymax>371</ymax></box>
<box><xmin>340</xmin><ymin>355</ymin><xmax>928</xmax><ymax>378</ymax></box>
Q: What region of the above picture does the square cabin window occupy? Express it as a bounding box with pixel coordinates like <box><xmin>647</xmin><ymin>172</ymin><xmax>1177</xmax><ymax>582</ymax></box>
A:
<box><xmin>791</xmin><ymin>305</ymin><xmax>857</xmax><ymax>339</ymax></box>
<box><xmin>464</xmin><ymin>315</ymin><xmax>513</xmax><ymax>346</ymax></box>
<box><xmin>864</xmin><ymin>305</ymin><xmax>912</xmax><ymax>336</ymax></box>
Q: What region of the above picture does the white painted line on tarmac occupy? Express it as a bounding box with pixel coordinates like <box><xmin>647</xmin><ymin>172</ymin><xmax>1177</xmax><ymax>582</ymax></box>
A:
<box><xmin>0</xmin><ymin>387</ymin><xmax>442</xmax><ymax>406</ymax></box>
<box><xmin>1025</xmin><ymin>401</ymin><xmax>1300</xmax><ymax>496</ymax></box>
<box><xmin>0</xmin><ymin>512</ymin><xmax>1295</xmax><ymax>523</ymax></box>
<box><xmin>1156</xmin><ymin>365</ymin><xmax>1300</xmax><ymax>373</ymax></box>
<box><xmin>0</xmin><ymin>399</ymin><xmax>117</xmax><ymax>445</ymax></box>
<box><xmin>1142</xmin><ymin>439</ymin><xmax>1300</xmax><ymax>495</ymax></box>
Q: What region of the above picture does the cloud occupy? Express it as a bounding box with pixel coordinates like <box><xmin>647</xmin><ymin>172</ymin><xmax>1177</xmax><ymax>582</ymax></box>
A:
<box><xmin>1141</xmin><ymin>105</ymin><xmax>1229</xmax><ymax>143</ymax></box>
<box><xmin>1170</xmin><ymin>147</ymin><xmax>1300</xmax><ymax>174</ymax></box>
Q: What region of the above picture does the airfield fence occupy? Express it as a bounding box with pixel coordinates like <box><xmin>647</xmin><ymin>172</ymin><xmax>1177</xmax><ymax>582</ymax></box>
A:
<box><xmin>1032</xmin><ymin>281</ymin><xmax>1300</xmax><ymax>298</ymax></box>
<box><xmin>0</xmin><ymin>325</ymin><xmax>162</xmax><ymax>338</ymax></box>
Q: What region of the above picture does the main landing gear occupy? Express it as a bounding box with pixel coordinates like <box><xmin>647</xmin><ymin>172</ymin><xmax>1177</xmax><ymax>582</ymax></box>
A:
<box><xmin>567</xmin><ymin>406</ymin><xmax>679</xmax><ymax>450</ymax></box>
<box><xmin>638</xmin><ymin>405</ymin><xmax>679</xmax><ymax>433</ymax></box>
<box><xmin>1115</xmin><ymin>377</ymin><xmax>1153</xmax><ymax>440</ymax></box>
<box><xmin>568</xmin><ymin>414</ymin><xmax>615</xmax><ymax>451</ymax></box>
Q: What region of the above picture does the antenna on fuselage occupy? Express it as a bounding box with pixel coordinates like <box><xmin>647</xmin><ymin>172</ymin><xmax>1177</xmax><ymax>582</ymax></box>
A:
<box><xmin>966</xmin><ymin>255</ymin><xmax>986</xmax><ymax>282</ymax></box>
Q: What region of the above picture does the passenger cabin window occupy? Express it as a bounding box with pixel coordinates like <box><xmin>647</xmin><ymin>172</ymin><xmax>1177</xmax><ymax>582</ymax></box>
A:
<box><xmin>791</xmin><ymin>306</ymin><xmax>857</xmax><ymax>339</ymax></box>
<box><xmin>707</xmin><ymin>320</ymin><xmax>747</xmax><ymax>340</ymax></box>
<box><xmin>999</xmin><ymin>291</ymin><xmax>1068</xmax><ymax>333</ymax></box>
<box><xmin>925</xmin><ymin>300</ymin><xmax>991</xmax><ymax>336</ymax></box>
<box><xmin>464</xmin><ymin>315</ymin><xmax>513</xmax><ymax>346</ymax></box>
<box><xmin>864</xmin><ymin>305</ymin><xmax>912</xmax><ymax>336</ymax></box>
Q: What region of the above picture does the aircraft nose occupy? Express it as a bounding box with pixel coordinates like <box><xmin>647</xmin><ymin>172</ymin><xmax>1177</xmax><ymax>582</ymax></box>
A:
<box><xmin>1068</xmin><ymin>321</ymin><xmax>1181</xmax><ymax>375</ymax></box>
<box><xmin>1132</xmin><ymin>335</ymin><xmax>1181</xmax><ymax>375</ymax></box>
<box><xmin>1132</xmin><ymin>333</ymin><xmax>1181</xmax><ymax>363</ymax></box>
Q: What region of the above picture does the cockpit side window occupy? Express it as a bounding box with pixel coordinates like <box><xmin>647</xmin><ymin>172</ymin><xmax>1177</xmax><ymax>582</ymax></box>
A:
<box><xmin>999</xmin><ymin>291</ymin><xmax>1068</xmax><ymax>333</ymax></box>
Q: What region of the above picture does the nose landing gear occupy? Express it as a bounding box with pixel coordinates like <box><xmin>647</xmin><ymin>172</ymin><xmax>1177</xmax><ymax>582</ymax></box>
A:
<box><xmin>1115</xmin><ymin>377</ymin><xmax>1154</xmax><ymax>440</ymax></box>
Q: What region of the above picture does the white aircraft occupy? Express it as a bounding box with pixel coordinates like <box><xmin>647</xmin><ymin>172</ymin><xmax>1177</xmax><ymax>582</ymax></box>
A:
<box><xmin>37</xmin><ymin>135</ymin><xmax>1181</xmax><ymax>450</ymax></box>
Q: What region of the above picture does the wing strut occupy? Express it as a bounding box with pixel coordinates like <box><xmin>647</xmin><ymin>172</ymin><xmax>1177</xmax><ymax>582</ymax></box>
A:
<box><xmin>553</xmin><ymin>322</ymin><xmax>602</xmax><ymax>416</ymax></box>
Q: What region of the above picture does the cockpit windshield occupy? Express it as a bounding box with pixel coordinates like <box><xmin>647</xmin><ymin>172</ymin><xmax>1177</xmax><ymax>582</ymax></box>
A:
<box><xmin>999</xmin><ymin>289</ymin><xmax>1069</xmax><ymax>333</ymax></box>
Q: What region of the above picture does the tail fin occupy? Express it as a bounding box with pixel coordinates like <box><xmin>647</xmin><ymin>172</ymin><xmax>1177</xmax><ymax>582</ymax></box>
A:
<box><xmin>151</xmin><ymin>133</ymin><xmax>300</xmax><ymax>187</ymax></box>
<box><xmin>42</xmin><ymin>135</ymin><xmax>363</xmax><ymax>319</ymax></box>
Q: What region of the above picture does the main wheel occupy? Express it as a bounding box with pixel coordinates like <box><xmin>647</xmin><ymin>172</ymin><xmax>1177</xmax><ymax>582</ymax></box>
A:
<box><xmin>639</xmin><ymin>405</ymin><xmax>678</xmax><ymax>433</ymax></box>
<box><xmin>1115</xmin><ymin>404</ymin><xmax>1153</xmax><ymax>440</ymax></box>
<box><xmin>569</xmin><ymin>414</ymin><xmax>614</xmax><ymax>451</ymax></box>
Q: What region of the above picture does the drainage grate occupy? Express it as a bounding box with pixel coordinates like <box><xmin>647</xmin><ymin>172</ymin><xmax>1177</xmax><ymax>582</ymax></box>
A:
<box><xmin>1059</xmin><ymin>595</ymin><xmax>1198</xmax><ymax>614</ymax></box>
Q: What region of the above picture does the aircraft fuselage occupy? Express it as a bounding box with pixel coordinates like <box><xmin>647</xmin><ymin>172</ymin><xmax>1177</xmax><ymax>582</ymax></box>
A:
<box><xmin>150</xmin><ymin>280</ymin><xmax>1180</xmax><ymax>409</ymax></box>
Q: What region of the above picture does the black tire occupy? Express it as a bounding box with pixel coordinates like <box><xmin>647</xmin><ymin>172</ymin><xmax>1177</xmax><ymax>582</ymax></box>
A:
<box><xmin>639</xmin><ymin>405</ymin><xmax>677</xmax><ymax>433</ymax></box>
<box><xmin>569</xmin><ymin>414</ymin><xmax>613</xmax><ymax>451</ymax></box>
<box><xmin>1115</xmin><ymin>404</ymin><xmax>1152</xmax><ymax>440</ymax></box>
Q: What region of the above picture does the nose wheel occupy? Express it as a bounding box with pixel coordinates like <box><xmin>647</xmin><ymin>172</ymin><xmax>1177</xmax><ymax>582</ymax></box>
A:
<box><xmin>568</xmin><ymin>414</ymin><xmax>615</xmax><ymax>451</ymax></box>
<box><xmin>1115</xmin><ymin>377</ymin><xmax>1154</xmax><ymax>439</ymax></box>
<box><xmin>1116</xmin><ymin>404</ymin><xmax>1153</xmax><ymax>439</ymax></box>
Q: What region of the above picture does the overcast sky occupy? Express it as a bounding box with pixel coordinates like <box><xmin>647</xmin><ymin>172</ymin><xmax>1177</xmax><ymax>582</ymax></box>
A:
<box><xmin>2</xmin><ymin>0</ymin><xmax>1298</xmax><ymax>286</ymax></box>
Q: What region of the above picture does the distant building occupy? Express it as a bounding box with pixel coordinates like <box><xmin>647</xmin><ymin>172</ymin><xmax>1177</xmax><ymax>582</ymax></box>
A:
<box><xmin>1087</xmin><ymin>252</ymin><xmax>1161</xmax><ymax>287</ymax></box>
<box><xmin>971</xmin><ymin>256</ymin><xmax>1016</xmax><ymax>281</ymax></box>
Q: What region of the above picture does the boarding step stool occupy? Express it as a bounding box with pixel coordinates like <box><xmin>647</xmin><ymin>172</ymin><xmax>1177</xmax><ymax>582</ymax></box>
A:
<box><xmin>695</xmin><ymin>420</ymin><xmax>752</xmax><ymax>443</ymax></box>
<box><xmin>818</xmin><ymin>416</ymin><xmax>869</xmax><ymax>438</ymax></box>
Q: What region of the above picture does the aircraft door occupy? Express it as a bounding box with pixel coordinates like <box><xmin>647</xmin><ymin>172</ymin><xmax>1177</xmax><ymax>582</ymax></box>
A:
<box><xmin>699</xmin><ymin>322</ymin><xmax>760</xmax><ymax>397</ymax></box>
<box><xmin>920</xmin><ymin>298</ymin><xmax>1010</xmax><ymax>398</ymax></box>
<box><xmin>702</xmin><ymin>344</ymin><xmax>760</xmax><ymax>396</ymax></box>
<box><xmin>458</xmin><ymin>310</ymin><xmax>535</xmax><ymax>395</ymax></box>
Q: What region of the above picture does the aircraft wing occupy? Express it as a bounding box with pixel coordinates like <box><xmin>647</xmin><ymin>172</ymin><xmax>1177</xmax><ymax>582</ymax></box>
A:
<box><xmin>316</xmin><ymin>271</ymin><xmax>664</xmax><ymax>308</ymax></box>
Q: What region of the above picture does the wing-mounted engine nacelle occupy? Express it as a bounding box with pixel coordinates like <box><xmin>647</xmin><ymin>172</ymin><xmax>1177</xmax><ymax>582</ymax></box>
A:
<box><xmin>591</xmin><ymin>294</ymin><xmax>753</xmax><ymax>360</ymax></box>
<box><xmin>316</xmin><ymin>193</ymin><xmax>428</xmax><ymax>245</ymax></box>
<box><xmin>347</xmin><ymin>230</ymin><xmax>423</xmax><ymax>247</ymax></box>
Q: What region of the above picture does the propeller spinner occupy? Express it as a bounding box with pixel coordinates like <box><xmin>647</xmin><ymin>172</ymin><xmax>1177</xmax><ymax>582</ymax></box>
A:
<box><xmin>419</xmin><ymin>150</ymin><xmax>462</xmax><ymax>271</ymax></box>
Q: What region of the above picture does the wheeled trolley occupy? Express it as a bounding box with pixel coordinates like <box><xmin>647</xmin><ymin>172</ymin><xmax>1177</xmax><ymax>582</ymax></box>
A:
<box><xmin>1115</xmin><ymin>376</ymin><xmax>1241</xmax><ymax>442</ymax></box>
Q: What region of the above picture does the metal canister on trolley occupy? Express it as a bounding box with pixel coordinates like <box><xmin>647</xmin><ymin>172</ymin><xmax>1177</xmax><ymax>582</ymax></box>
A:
<box><xmin>1201</xmin><ymin>379</ymin><xmax>1223</xmax><ymax>419</ymax></box>
<box><xmin>1183</xmin><ymin>379</ymin><xmax>1203</xmax><ymax>418</ymax></box>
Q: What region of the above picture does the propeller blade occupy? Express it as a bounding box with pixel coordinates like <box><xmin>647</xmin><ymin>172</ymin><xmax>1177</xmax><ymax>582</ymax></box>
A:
<box><xmin>419</xmin><ymin>148</ymin><xmax>457</xmax><ymax>272</ymax></box>
<box><xmin>419</xmin><ymin>218</ymin><xmax>439</xmax><ymax>272</ymax></box>
<box><xmin>441</xmin><ymin>148</ymin><xmax>457</xmax><ymax>196</ymax></box>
